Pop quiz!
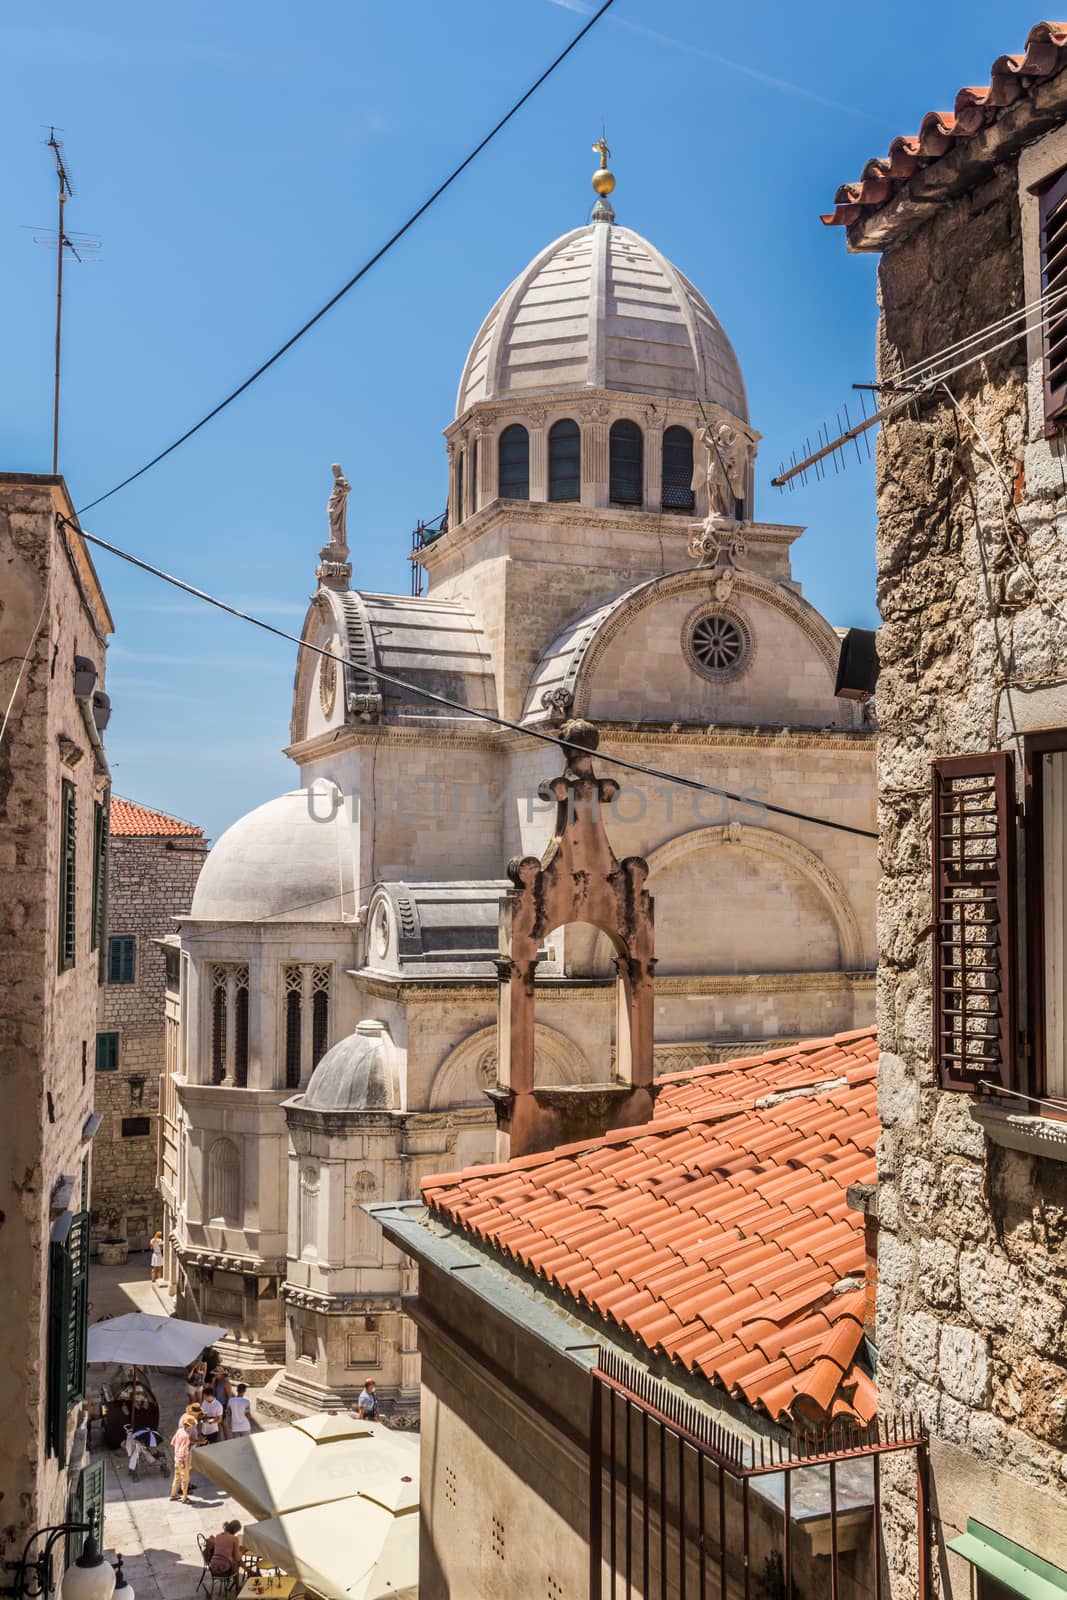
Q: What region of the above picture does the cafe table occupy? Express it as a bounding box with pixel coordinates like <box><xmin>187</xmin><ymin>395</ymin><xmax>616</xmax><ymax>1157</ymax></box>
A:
<box><xmin>237</xmin><ymin>1575</ymin><xmax>298</xmax><ymax>1599</ymax></box>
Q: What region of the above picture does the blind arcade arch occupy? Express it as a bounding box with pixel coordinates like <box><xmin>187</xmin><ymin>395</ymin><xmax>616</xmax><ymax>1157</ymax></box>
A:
<box><xmin>494</xmin><ymin>720</ymin><xmax>656</xmax><ymax>1157</ymax></box>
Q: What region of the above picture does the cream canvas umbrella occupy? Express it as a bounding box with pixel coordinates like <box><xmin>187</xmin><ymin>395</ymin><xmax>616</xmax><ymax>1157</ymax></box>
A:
<box><xmin>86</xmin><ymin>1313</ymin><xmax>225</xmax><ymax>1431</ymax></box>
<box><xmin>242</xmin><ymin>1497</ymin><xmax>418</xmax><ymax>1600</ymax></box>
<box><xmin>193</xmin><ymin>1412</ymin><xmax>419</xmax><ymax>1520</ymax></box>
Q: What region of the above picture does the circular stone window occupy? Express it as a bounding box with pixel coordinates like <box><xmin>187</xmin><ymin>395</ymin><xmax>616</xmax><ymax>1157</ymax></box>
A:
<box><xmin>683</xmin><ymin>605</ymin><xmax>753</xmax><ymax>683</ymax></box>
<box><xmin>319</xmin><ymin>648</ymin><xmax>338</xmax><ymax>717</ymax></box>
<box><xmin>371</xmin><ymin>900</ymin><xmax>391</xmax><ymax>961</ymax></box>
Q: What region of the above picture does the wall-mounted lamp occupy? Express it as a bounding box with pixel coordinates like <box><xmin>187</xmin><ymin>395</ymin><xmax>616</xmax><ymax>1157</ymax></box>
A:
<box><xmin>1</xmin><ymin>1514</ymin><xmax>119</xmax><ymax>1600</ymax></box>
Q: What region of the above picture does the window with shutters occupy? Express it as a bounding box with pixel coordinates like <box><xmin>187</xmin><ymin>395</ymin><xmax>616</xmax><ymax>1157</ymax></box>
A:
<box><xmin>498</xmin><ymin>425</ymin><xmax>530</xmax><ymax>499</ymax></box>
<box><xmin>1023</xmin><ymin>731</ymin><xmax>1067</xmax><ymax>1101</ymax></box>
<box><xmin>1040</xmin><ymin>167</ymin><xmax>1067</xmax><ymax>432</ymax></box>
<box><xmin>548</xmin><ymin>419</ymin><xmax>580</xmax><ymax>502</ymax></box>
<box><xmin>107</xmin><ymin>935</ymin><xmax>135</xmax><ymax>984</ymax></box>
<box><xmin>609</xmin><ymin>419</ymin><xmax>643</xmax><ymax>506</ymax></box>
<box><xmin>932</xmin><ymin>753</ymin><xmax>1017</xmax><ymax>1091</ymax></box>
<box><xmin>95</xmin><ymin>1031</ymin><xmax>119</xmax><ymax>1072</ymax></box>
<box><xmin>67</xmin><ymin>1459</ymin><xmax>106</xmax><ymax>1567</ymax></box>
<box><xmin>58</xmin><ymin>780</ymin><xmax>77</xmax><ymax>972</ymax></box>
<box><xmin>90</xmin><ymin>797</ymin><xmax>108</xmax><ymax>953</ymax></box>
<box><xmin>47</xmin><ymin>1210</ymin><xmax>89</xmax><ymax>1465</ymax></box>
<box><xmin>661</xmin><ymin>425</ymin><xmax>695</xmax><ymax>511</ymax></box>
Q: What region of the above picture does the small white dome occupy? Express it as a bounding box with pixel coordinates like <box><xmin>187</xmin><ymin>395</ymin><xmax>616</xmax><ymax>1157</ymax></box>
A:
<box><xmin>190</xmin><ymin>784</ymin><xmax>354</xmax><ymax>922</ymax></box>
<box><xmin>456</xmin><ymin>222</ymin><xmax>747</xmax><ymax>420</ymax></box>
<box><xmin>303</xmin><ymin>1020</ymin><xmax>398</xmax><ymax>1112</ymax></box>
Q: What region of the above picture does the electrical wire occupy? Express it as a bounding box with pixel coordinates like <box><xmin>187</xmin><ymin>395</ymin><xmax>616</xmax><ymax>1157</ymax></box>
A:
<box><xmin>0</xmin><ymin>589</ymin><xmax>50</xmax><ymax>747</ymax></box>
<box><xmin>63</xmin><ymin>516</ymin><xmax>879</xmax><ymax>842</ymax></box>
<box><xmin>75</xmin><ymin>0</ymin><xmax>617</xmax><ymax>518</ymax></box>
<box><xmin>893</xmin><ymin>282</ymin><xmax>1067</xmax><ymax>387</ymax></box>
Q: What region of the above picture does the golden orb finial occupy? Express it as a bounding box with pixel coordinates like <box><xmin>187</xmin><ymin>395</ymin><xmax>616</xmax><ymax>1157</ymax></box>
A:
<box><xmin>592</xmin><ymin>135</ymin><xmax>616</xmax><ymax>198</ymax></box>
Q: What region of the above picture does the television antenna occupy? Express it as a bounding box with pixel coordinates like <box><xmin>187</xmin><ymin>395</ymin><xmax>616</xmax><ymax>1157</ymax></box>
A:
<box><xmin>32</xmin><ymin>129</ymin><xmax>101</xmax><ymax>474</ymax></box>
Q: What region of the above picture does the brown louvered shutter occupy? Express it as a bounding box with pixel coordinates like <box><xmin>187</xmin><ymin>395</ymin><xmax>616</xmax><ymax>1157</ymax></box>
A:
<box><xmin>1041</xmin><ymin>167</ymin><xmax>1067</xmax><ymax>432</ymax></box>
<box><xmin>932</xmin><ymin>753</ymin><xmax>1017</xmax><ymax>1091</ymax></box>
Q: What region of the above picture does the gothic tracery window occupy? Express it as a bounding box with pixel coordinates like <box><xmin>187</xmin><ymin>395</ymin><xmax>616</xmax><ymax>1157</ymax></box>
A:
<box><xmin>210</xmin><ymin>963</ymin><xmax>249</xmax><ymax>1085</ymax></box>
<box><xmin>283</xmin><ymin>963</ymin><xmax>331</xmax><ymax>1089</ymax></box>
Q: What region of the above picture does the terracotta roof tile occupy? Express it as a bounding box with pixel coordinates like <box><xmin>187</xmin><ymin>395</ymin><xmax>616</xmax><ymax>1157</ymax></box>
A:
<box><xmin>109</xmin><ymin>796</ymin><xmax>204</xmax><ymax>838</ymax></box>
<box><xmin>823</xmin><ymin>23</ymin><xmax>1067</xmax><ymax>231</ymax></box>
<box><xmin>421</xmin><ymin>1028</ymin><xmax>879</xmax><ymax>1426</ymax></box>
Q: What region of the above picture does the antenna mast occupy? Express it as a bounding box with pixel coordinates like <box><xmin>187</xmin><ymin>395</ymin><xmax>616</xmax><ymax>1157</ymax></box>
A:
<box><xmin>47</xmin><ymin>128</ymin><xmax>76</xmax><ymax>476</ymax></box>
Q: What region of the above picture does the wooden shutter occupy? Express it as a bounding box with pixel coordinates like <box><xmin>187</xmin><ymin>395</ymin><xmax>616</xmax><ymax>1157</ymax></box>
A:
<box><xmin>91</xmin><ymin>796</ymin><xmax>108</xmax><ymax>954</ymax></box>
<box><xmin>47</xmin><ymin>1211</ymin><xmax>89</xmax><ymax>1465</ymax></box>
<box><xmin>58</xmin><ymin>780</ymin><xmax>77</xmax><ymax>972</ymax></box>
<box><xmin>95</xmin><ymin>1032</ymin><xmax>119</xmax><ymax>1072</ymax></box>
<box><xmin>1041</xmin><ymin>168</ymin><xmax>1067</xmax><ymax>431</ymax></box>
<box><xmin>66</xmin><ymin>1459</ymin><xmax>106</xmax><ymax>1566</ymax></box>
<box><xmin>932</xmin><ymin>753</ymin><xmax>1017</xmax><ymax>1090</ymax></box>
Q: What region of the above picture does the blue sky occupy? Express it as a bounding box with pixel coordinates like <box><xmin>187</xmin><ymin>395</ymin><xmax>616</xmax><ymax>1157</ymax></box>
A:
<box><xmin>3</xmin><ymin>0</ymin><xmax>1037</xmax><ymax>838</ymax></box>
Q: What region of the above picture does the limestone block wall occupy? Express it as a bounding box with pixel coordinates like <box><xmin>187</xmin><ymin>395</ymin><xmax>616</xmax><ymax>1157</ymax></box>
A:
<box><xmin>93</xmin><ymin>832</ymin><xmax>206</xmax><ymax>1248</ymax></box>
<box><xmin>0</xmin><ymin>478</ymin><xmax>112</xmax><ymax>1557</ymax></box>
<box><xmin>872</xmin><ymin>158</ymin><xmax>1067</xmax><ymax>1592</ymax></box>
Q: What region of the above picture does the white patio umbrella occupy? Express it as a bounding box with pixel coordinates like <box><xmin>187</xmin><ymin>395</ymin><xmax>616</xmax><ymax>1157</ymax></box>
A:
<box><xmin>242</xmin><ymin>1497</ymin><xmax>418</xmax><ymax>1600</ymax></box>
<box><xmin>86</xmin><ymin>1313</ymin><xmax>225</xmax><ymax>1429</ymax></box>
<box><xmin>194</xmin><ymin>1412</ymin><xmax>419</xmax><ymax>1520</ymax></box>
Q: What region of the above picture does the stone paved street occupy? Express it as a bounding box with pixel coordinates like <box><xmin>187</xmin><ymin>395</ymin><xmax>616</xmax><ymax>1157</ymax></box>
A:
<box><xmin>89</xmin><ymin>1254</ymin><xmax>296</xmax><ymax>1600</ymax></box>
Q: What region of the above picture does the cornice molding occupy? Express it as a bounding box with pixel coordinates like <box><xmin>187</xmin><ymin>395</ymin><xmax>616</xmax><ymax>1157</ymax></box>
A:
<box><xmin>351</xmin><ymin>968</ymin><xmax>874</xmax><ymax>1003</ymax></box>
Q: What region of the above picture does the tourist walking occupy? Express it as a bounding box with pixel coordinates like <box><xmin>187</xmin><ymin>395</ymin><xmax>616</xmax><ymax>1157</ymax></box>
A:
<box><xmin>169</xmin><ymin>1411</ymin><xmax>198</xmax><ymax>1503</ymax></box>
<box><xmin>228</xmin><ymin>1383</ymin><xmax>252</xmax><ymax>1436</ymax></box>
<box><xmin>186</xmin><ymin>1358</ymin><xmax>207</xmax><ymax>1404</ymax></box>
<box><xmin>199</xmin><ymin>1393</ymin><xmax>224</xmax><ymax>1445</ymax></box>
<box><xmin>357</xmin><ymin>1378</ymin><xmax>378</xmax><ymax>1421</ymax></box>
<box><xmin>149</xmin><ymin>1232</ymin><xmax>164</xmax><ymax>1283</ymax></box>
<box><xmin>212</xmin><ymin>1367</ymin><xmax>234</xmax><ymax>1439</ymax></box>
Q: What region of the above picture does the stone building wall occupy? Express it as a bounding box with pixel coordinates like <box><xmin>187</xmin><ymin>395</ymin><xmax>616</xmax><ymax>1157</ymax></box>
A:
<box><xmin>871</xmin><ymin>158</ymin><xmax>1067</xmax><ymax>1591</ymax></box>
<box><xmin>0</xmin><ymin>476</ymin><xmax>112</xmax><ymax>1562</ymax></box>
<box><xmin>93</xmin><ymin>829</ymin><xmax>206</xmax><ymax>1250</ymax></box>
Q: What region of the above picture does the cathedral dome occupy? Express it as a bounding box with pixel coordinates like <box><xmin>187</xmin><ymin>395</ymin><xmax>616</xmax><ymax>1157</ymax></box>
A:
<box><xmin>189</xmin><ymin>783</ymin><xmax>355</xmax><ymax>922</ymax></box>
<box><xmin>456</xmin><ymin>220</ymin><xmax>747</xmax><ymax>420</ymax></box>
<box><xmin>303</xmin><ymin>1020</ymin><xmax>397</xmax><ymax>1111</ymax></box>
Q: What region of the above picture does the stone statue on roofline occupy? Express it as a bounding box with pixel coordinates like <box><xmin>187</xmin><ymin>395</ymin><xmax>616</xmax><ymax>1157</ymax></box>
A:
<box><xmin>317</xmin><ymin>462</ymin><xmax>353</xmax><ymax>590</ymax></box>
<box><xmin>694</xmin><ymin>420</ymin><xmax>751</xmax><ymax>524</ymax></box>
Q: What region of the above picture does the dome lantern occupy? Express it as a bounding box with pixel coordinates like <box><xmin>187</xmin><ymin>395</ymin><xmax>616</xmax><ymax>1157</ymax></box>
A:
<box><xmin>591</xmin><ymin>133</ymin><xmax>616</xmax><ymax>223</ymax></box>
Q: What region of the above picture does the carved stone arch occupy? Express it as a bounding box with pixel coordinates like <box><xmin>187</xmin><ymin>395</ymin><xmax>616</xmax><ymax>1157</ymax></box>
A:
<box><xmin>430</xmin><ymin>1022</ymin><xmax>591</xmax><ymax>1110</ymax></box>
<box><xmin>642</xmin><ymin>823</ymin><xmax>867</xmax><ymax>971</ymax></box>
<box><xmin>571</xmin><ymin>567</ymin><xmax>842</xmax><ymax>717</ymax></box>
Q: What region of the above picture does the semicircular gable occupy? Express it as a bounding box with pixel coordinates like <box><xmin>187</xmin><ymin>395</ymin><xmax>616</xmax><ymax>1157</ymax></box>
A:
<box><xmin>575</xmin><ymin>570</ymin><xmax>848</xmax><ymax>729</ymax></box>
<box><xmin>429</xmin><ymin>1022</ymin><xmax>590</xmax><ymax>1110</ymax></box>
<box><xmin>289</xmin><ymin>590</ymin><xmax>353</xmax><ymax>746</ymax></box>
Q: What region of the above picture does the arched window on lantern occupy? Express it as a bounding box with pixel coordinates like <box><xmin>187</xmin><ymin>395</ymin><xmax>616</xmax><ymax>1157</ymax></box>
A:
<box><xmin>548</xmin><ymin>419</ymin><xmax>580</xmax><ymax>502</ymax></box>
<box><xmin>498</xmin><ymin>425</ymin><xmax>530</xmax><ymax>499</ymax></box>
<box><xmin>609</xmin><ymin>420</ymin><xmax>643</xmax><ymax>506</ymax></box>
<box><xmin>454</xmin><ymin>451</ymin><xmax>465</xmax><ymax>526</ymax></box>
<box><xmin>208</xmin><ymin>1138</ymin><xmax>241</xmax><ymax>1223</ymax></box>
<box><xmin>661</xmin><ymin>425</ymin><xmax>695</xmax><ymax>512</ymax></box>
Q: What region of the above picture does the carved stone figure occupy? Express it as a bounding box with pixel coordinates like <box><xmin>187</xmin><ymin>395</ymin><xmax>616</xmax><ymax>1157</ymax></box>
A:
<box><xmin>694</xmin><ymin>422</ymin><xmax>750</xmax><ymax>521</ymax></box>
<box><xmin>327</xmin><ymin>463</ymin><xmax>351</xmax><ymax>544</ymax></box>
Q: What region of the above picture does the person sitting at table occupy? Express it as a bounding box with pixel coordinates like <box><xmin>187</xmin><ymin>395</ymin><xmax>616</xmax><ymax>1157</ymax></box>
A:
<box><xmin>207</xmin><ymin>1520</ymin><xmax>243</xmax><ymax>1577</ymax></box>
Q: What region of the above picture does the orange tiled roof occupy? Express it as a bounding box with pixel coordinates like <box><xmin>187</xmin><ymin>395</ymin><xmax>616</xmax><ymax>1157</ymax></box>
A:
<box><xmin>422</xmin><ymin>1028</ymin><xmax>879</xmax><ymax>1426</ymax></box>
<box><xmin>109</xmin><ymin>797</ymin><xmax>204</xmax><ymax>838</ymax></box>
<box><xmin>822</xmin><ymin>22</ymin><xmax>1067</xmax><ymax>229</ymax></box>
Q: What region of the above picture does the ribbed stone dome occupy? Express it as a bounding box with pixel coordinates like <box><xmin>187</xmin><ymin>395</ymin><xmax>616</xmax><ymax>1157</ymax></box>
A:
<box><xmin>303</xmin><ymin>1020</ymin><xmax>397</xmax><ymax>1112</ymax></box>
<box><xmin>456</xmin><ymin>222</ymin><xmax>747</xmax><ymax>420</ymax></box>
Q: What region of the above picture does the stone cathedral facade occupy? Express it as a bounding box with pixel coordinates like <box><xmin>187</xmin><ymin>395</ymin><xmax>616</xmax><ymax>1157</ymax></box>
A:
<box><xmin>162</xmin><ymin>158</ymin><xmax>877</xmax><ymax>1415</ymax></box>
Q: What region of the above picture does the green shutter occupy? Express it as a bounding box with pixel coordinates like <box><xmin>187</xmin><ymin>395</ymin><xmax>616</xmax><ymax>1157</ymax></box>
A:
<box><xmin>58</xmin><ymin>781</ymin><xmax>77</xmax><ymax>972</ymax></box>
<box><xmin>46</xmin><ymin>1211</ymin><xmax>89</xmax><ymax>1466</ymax></box>
<box><xmin>66</xmin><ymin>1459</ymin><xmax>106</xmax><ymax>1566</ymax></box>
<box><xmin>107</xmin><ymin>937</ymin><xmax>135</xmax><ymax>984</ymax></box>
<box><xmin>91</xmin><ymin>798</ymin><xmax>108</xmax><ymax>954</ymax></box>
<box><xmin>95</xmin><ymin>1032</ymin><xmax>119</xmax><ymax>1072</ymax></box>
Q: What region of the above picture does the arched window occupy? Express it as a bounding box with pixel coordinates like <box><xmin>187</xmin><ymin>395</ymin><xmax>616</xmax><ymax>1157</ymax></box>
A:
<box><xmin>208</xmin><ymin>1138</ymin><xmax>241</xmax><ymax>1223</ymax></box>
<box><xmin>548</xmin><ymin>419</ymin><xmax>580</xmax><ymax>502</ymax></box>
<box><xmin>498</xmin><ymin>425</ymin><xmax>530</xmax><ymax>499</ymax></box>
<box><xmin>661</xmin><ymin>425</ymin><xmax>695</xmax><ymax>511</ymax></box>
<box><xmin>609</xmin><ymin>420</ymin><xmax>643</xmax><ymax>506</ymax></box>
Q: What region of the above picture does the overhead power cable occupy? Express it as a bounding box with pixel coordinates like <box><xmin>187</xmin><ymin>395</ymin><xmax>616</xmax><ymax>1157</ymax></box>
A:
<box><xmin>64</xmin><ymin>517</ymin><xmax>878</xmax><ymax>842</ymax></box>
<box><xmin>76</xmin><ymin>0</ymin><xmax>617</xmax><ymax>517</ymax></box>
